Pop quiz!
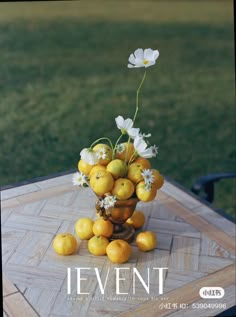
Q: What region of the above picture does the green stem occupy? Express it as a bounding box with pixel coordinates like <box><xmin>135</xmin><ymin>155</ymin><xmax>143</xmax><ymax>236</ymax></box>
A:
<box><xmin>128</xmin><ymin>152</ymin><xmax>137</xmax><ymax>165</ymax></box>
<box><xmin>90</xmin><ymin>137</ymin><xmax>114</xmax><ymax>151</ymax></box>
<box><xmin>125</xmin><ymin>70</ymin><xmax>147</xmax><ymax>164</ymax></box>
<box><xmin>132</xmin><ymin>70</ymin><xmax>147</xmax><ymax>125</ymax></box>
<box><xmin>125</xmin><ymin>136</ymin><xmax>131</xmax><ymax>163</ymax></box>
<box><xmin>112</xmin><ymin>133</ymin><xmax>123</xmax><ymax>159</ymax></box>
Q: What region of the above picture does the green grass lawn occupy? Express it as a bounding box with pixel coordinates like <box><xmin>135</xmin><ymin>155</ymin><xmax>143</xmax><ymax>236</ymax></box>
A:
<box><xmin>0</xmin><ymin>1</ymin><xmax>235</xmax><ymax>216</ymax></box>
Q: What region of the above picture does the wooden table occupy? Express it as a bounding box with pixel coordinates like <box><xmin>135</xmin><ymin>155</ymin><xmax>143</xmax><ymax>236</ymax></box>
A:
<box><xmin>1</xmin><ymin>172</ymin><xmax>235</xmax><ymax>317</ymax></box>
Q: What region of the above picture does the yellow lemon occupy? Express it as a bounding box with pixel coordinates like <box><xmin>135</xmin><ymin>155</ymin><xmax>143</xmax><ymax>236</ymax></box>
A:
<box><xmin>106</xmin><ymin>159</ymin><xmax>128</xmax><ymax>179</ymax></box>
<box><xmin>152</xmin><ymin>169</ymin><xmax>164</xmax><ymax>189</ymax></box>
<box><xmin>106</xmin><ymin>239</ymin><xmax>132</xmax><ymax>264</ymax></box>
<box><xmin>93</xmin><ymin>218</ymin><xmax>113</xmax><ymax>238</ymax></box>
<box><xmin>133</xmin><ymin>157</ymin><xmax>151</xmax><ymax>169</ymax></box>
<box><xmin>89</xmin><ymin>164</ymin><xmax>106</xmax><ymax>177</ymax></box>
<box><xmin>88</xmin><ymin>235</ymin><xmax>110</xmax><ymax>256</ymax></box>
<box><xmin>116</xmin><ymin>142</ymin><xmax>135</xmax><ymax>162</ymax></box>
<box><xmin>112</xmin><ymin>178</ymin><xmax>135</xmax><ymax>200</ymax></box>
<box><xmin>75</xmin><ymin>218</ymin><xmax>94</xmax><ymax>240</ymax></box>
<box><xmin>136</xmin><ymin>231</ymin><xmax>157</xmax><ymax>251</ymax></box>
<box><xmin>90</xmin><ymin>170</ymin><xmax>114</xmax><ymax>196</ymax></box>
<box><xmin>127</xmin><ymin>162</ymin><xmax>144</xmax><ymax>184</ymax></box>
<box><xmin>53</xmin><ymin>233</ymin><xmax>77</xmax><ymax>255</ymax></box>
<box><xmin>126</xmin><ymin>210</ymin><xmax>145</xmax><ymax>229</ymax></box>
<box><xmin>136</xmin><ymin>181</ymin><xmax>157</xmax><ymax>202</ymax></box>
<box><xmin>78</xmin><ymin>159</ymin><xmax>93</xmax><ymax>176</ymax></box>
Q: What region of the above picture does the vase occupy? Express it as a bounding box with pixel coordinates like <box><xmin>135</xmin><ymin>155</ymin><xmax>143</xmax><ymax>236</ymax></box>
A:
<box><xmin>95</xmin><ymin>197</ymin><xmax>139</xmax><ymax>243</ymax></box>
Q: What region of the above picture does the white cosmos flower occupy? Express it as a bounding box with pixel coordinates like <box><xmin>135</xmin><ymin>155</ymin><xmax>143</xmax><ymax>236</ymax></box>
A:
<box><xmin>95</xmin><ymin>147</ymin><xmax>107</xmax><ymax>160</ymax></box>
<box><xmin>80</xmin><ymin>148</ymin><xmax>98</xmax><ymax>165</ymax></box>
<box><xmin>115</xmin><ymin>115</ymin><xmax>140</xmax><ymax>139</ymax></box>
<box><xmin>104</xmin><ymin>195</ymin><xmax>117</xmax><ymax>209</ymax></box>
<box><xmin>133</xmin><ymin>136</ymin><xmax>158</xmax><ymax>158</ymax></box>
<box><xmin>72</xmin><ymin>172</ymin><xmax>88</xmax><ymax>187</ymax></box>
<box><xmin>128</xmin><ymin>48</ymin><xmax>159</xmax><ymax>68</ymax></box>
<box><xmin>141</xmin><ymin>169</ymin><xmax>154</xmax><ymax>185</ymax></box>
<box><xmin>98</xmin><ymin>195</ymin><xmax>117</xmax><ymax>210</ymax></box>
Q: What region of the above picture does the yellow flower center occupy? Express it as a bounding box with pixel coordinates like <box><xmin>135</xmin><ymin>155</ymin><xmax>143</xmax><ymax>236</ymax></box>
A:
<box><xmin>143</xmin><ymin>59</ymin><xmax>149</xmax><ymax>65</ymax></box>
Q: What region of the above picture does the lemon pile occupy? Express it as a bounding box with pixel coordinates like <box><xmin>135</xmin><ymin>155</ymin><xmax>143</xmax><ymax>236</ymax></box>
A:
<box><xmin>79</xmin><ymin>143</ymin><xmax>164</xmax><ymax>202</ymax></box>
<box><xmin>53</xmin><ymin>211</ymin><xmax>157</xmax><ymax>263</ymax></box>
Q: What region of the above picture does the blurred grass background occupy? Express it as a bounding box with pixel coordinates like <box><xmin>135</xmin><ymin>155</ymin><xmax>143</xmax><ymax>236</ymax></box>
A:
<box><xmin>0</xmin><ymin>1</ymin><xmax>235</xmax><ymax>216</ymax></box>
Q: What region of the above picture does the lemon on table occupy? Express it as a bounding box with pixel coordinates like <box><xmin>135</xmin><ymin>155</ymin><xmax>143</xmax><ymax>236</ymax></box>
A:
<box><xmin>126</xmin><ymin>210</ymin><xmax>145</xmax><ymax>229</ymax></box>
<box><xmin>106</xmin><ymin>239</ymin><xmax>132</xmax><ymax>264</ymax></box>
<box><xmin>136</xmin><ymin>231</ymin><xmax>157</xmax><ymax>251</ymax></box>
<box><xmin>88</xmin><ymin>235</ymin><xmax>110</xmax><ymax>256</ymax></box>
<box><xmin>93</xmin><ymin>218</ymin><xmax>113</xmax><ymax>238</ymax></box>
<box><xmin>75</xmin><ymin>217</ymin><xmax>94</xmax><ymax>240</ymax></box>
<box><xmin>53</xmin><ymin>233</ymin><xmax>77</xmax><ymax>255</ymax></box>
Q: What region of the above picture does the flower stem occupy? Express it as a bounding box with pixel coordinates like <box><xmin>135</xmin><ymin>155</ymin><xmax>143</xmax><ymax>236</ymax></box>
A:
<box><xmin>90</xmin><ymin>137</ymin><xmax>114</xmax><ymax>151</ymax></box>
<box><xmin>132</xmin><ymin>70</ymin><xmax>147</xmax><ymax>125</ymax></box>
<box><xmin>125</xmin><ymin>136</ymin><xmax>131</xmax><ymax>163</ymax></box>
<box><xmin>125</xmin><ymin>70</ymin><xmax>147</xmax><ymax>164</ymax></box>
<box><xmin>112</xmin><ymin>133</ymin><xmax>123</xmax><ymax>159</ymax></box>
<box><xmin>128</xmin><ymin>152</ymin><xmax>137</xmax><ymax>165</ymax></box>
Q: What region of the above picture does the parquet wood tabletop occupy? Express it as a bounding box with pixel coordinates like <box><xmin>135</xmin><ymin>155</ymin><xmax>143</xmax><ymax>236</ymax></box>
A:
<box><xmin>1</xmin><ymin>173</ymin><xmax>235</xmax><ymax>317</ymax></box>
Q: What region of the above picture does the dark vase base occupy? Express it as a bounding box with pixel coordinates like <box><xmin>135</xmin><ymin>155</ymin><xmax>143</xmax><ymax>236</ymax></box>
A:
<box><xmin>110</xmin><ymin>223</ymin><xmax>135</xmax><ymax>243</ymax></box>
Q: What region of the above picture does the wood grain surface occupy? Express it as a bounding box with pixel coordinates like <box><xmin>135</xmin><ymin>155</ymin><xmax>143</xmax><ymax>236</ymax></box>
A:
<box><xmin>2</xmin><ymin>174</ymin><xmax>235</xmax><ymax>317</ymax></box>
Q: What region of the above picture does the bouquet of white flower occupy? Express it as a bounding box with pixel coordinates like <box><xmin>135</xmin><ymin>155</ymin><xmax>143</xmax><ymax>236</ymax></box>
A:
<box><xmin>73</xmin><ymin>48</ymin><xmax>164</xmax><ymax>211</ymax></box>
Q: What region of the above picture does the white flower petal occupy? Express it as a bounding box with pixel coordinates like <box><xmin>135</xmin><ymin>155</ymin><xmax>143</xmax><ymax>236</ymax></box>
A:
<box><xmin>128</xmin><ymin>63</ymin><xmax>135</xmax><ymax>68</ymax></box>
<box><xmin>135</xmin><ymin>58</ymin><xmax>146</xmax><ymax>67</ymax></box>
<box><xmin>144</xmin><ymin>48</ymin><xmax>155</xmax><ymax>60</ymax></box>
<box><xmin>127</xmin><ymin>127</ymin><xmax>140</xmax><ymax>139</ymax></box>
<box><xmin>128</xmin><ymin>53</ymin><xmax>136</xmax><ymax>64</ymax></box>
<box><xmin>134</xmin><ymin>48</ymin><xmax>144</xmax><ymax>59</ymax></box>
<box><xmin>141</xmin><ymin>169</ymin><xmax>154</xmax><ymax>184</ymax></box>
<box><xmin>140</xmin><ymin>132</ymin><xmax>152</xmax><ymax>138</ymax></box>
<box><xmin>95</xmin><ymin>147</ymin><xmax>107</xmax><ymax>160</ymax></box>
<box><xmin>150</xmin><ymin>145</ymin><xmax>159</xmax><ymax>156</ymax></box>
<box><xmin>80</xmin><ymin>148</ymin><xmax>98</xmax><ymax>165</ymax></box>
<box><xmin>102</xmin><ymin>194</ymin><xmax>117</xmax><ymax>210</ymax></box>
<box><xmin>115</xmin><ymin>116</ymin><xmax>124</xmax><ymax>129</ymax></box>
<box><xmin>133</xmin><ymin>137</ymin><xmax>158</xmax><ymax>158</ymax></box>
<box><xmin>145</xmin><ymin>60</ymin><xmax>156</xmax><ymax>68</ymax></box>
<box><xmin>72</xmin><ymin>172</ymin><xmax>88</xmax><ymax>187</ymax></box>
<box><xmin>80</xmin><ymin>148</ymin><xmax>87</xmax><ymax>157</ymax></box>
<box><xmin>153</xmin><ymin>49</ymin><xmax>160</xmax><ymax>60</ymax></box>
<box><xmin>140</xmin><ymin>148</ymin><xmax>154</xmax><ymax>158</ymax></box>
<box><xmin>124</xmin><ymin>118</ymin><xmax>133</xmax><ymax>130</ymax></box>
<box><xmin>116</xmin><ymin>116</ymin><xmax>134</xmax><ymax>134</ymax></box>
<box><xmin>128</xmin><ymin>63</ymin><xmax>143</xmax><ymax>68</ymax></box>
<box><xmin>134</xmin><ymin>136</ymin><xmax>147</xmax><ymax>153</ymax></box>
